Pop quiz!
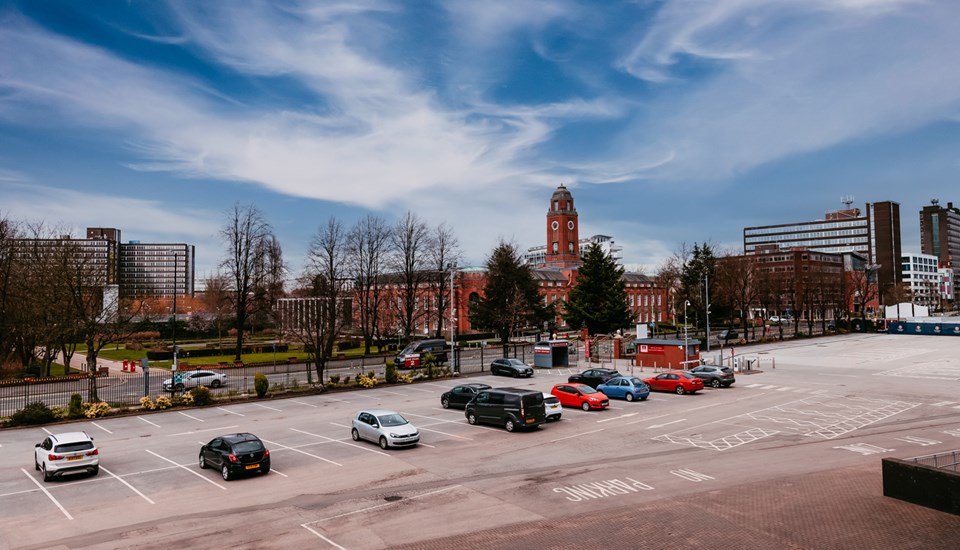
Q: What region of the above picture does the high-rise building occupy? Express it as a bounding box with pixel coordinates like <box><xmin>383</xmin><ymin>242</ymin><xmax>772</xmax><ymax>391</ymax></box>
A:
<box><xmin>901</xmin><ymin>252</ymin><xmax>942</xmax><ymax>309</ymax></box>
<box><xmin>743</xmin><ymin>200</ymin><xmax>901</xmax><ymax>301</ymax></box>
<box><xmin>920</xmin><ymin>199</ymin><xmax>960</xmax><ymax>295</ymax></box>
<box><xmin>118</xmin><ymin>241</ymin><xmax>195</xmax><ymax>299</ymax></box>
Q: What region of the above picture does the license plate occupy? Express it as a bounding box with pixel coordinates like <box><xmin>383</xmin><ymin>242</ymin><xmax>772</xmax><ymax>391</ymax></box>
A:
<box><xmin>67</xmin><ymin>456</ymin><xmax>83</xmax><ymax>461</ymax></box>
<box><xmin>245</xmin><ymin>464</ymin><xmax>260</xmax><ymax>470</ymax></box>
<box><xmin>525</xmin><ymin>418</ymin><xmax>536</xmax><ymax>423</ymax></box>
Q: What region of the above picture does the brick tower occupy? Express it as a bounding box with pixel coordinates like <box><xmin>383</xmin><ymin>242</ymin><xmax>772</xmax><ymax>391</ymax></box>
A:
<box><xmin>546</xmin><ymin>184</ymin><xmax>580</xmax><ymax>268</ymax></box>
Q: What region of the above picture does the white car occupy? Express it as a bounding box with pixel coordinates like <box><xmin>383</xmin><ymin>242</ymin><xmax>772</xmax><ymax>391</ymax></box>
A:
<box><xmin>162</xmin><ymin>369</ymin><xmax>227</xmax><ymax>391</ymax></box>
<box><xmin>35</xmin><ymin>431</ymin><xmax>99</xmax><ymax>482</ymax></box>
<box><xmin>351</xmin><ymin>410</ymin><xmax>420</xmax><ymax>449</ymax></box>
<box><xmin>543</xmin><ymin>392</ymin><xmax>563</xmax><ymax>422</ymax></box>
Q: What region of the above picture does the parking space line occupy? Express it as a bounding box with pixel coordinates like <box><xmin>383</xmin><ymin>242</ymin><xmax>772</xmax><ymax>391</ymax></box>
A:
<box><xmin>268</xmin><ymin>467</ymin><xmax>289</xmax><ymax>478</ymax></box>
<box><xmin>301</xmin><ymin>524</ymin><xmax>346</xmax><ymax>549</ymax></box>
<box><xmin>42</xmin><ymin>427</ymin><xmax>53</xmax><ymax>435</ymax></box>
<box><xmin>319</xmin><ymin>396</ymin><xmax>351</xmax><ymax>404</ymax></box>
<box><xmin>139</xmin><ymin>416</ymin><xmax>161</xmax><ymax>428</ymax></box>
<box><xmin>626</xmin><ymin>413</ymin><xmax>670</xmax><ymax>425</ymax></box>
<box><xmin>405</xmin><ymin>387</ymin><xmax>434</xmax><ymax>393</ymax></box>
<box><xmin>169</xmin><ymin>425</ymin><xmax>238</xmax><ymax>437</ymax></box>
<box><xmin>145</xmin><ymin>449</ymin><xmax>227</xmax><ymax>490</ymax></box>
<box><xmin>378</xmin><ymin>389</ymin><xmax>407</xmax><ymax>396</ymax></box>
<box><xmin>90</xmin><ymin>421</ymin><xmax>113</xmax><ymax>434</ymax></box>
<box><xmin>597</xmin><ymin>413</ymin><xmax>638</xmax><ymax>423</ymax></box>
<box><xmin>403</xmin><ymin>412</ymin><xmax>499</xmax><ymax>432</ymax></box>
<box><xmin>217</xmin><ymin>407</ymin><xmax>245</xmax><ymax>416</ymax></box>
<box><xmin>178</xmin><ymin>411</ymin><xmax>205</xmax><ymax>422</ymax></box>
<box><xmin>260</xmin><ymin>437</ymin><xmax>344</xmax><ymax>466</ymax></box>
<box><xmin>551</xmin><ymin>428</ymin><xmax>605</xmax><ymax>443</ymax></box>
<box><xmin>292</xmin><ymin>400</ymin><xmax>319</xmax><ymax>408</ymax></box>
<box><xmin>418</xmin><ymin>442</ymin><xmax>436</xmax><ymax>448</ymax></box>
<box><xmin>289</xmin><ymin>428</ymin><xmax>389</xmax><ymax>457</ymax></box>
<box><xmin>329</xmin><ymin>422</ymin><xmax>351</xmax><ymax>429</ymax></box>
<box><xmin>253</xmin><ymin>403</ymin><xmax>282</xmax><ymax>412</ymax></box>
<box><xmin>100</xmin><ymin>466</ymin><xmax>155</xmax><ymax>504</ymax></box>
<box><xmin>20</xmin><ymin>468</ymin><xmax>73</xmax><ymax>520</ymax></box>
<box><xmin>416</xmin><ymin>425</ymin><xmax>473</xmax><ymax>440</ymax></box>
<box><xmin>308</xmin><ymin>485</ymin><xmax>461</xmax><ymax>524</ymax></box>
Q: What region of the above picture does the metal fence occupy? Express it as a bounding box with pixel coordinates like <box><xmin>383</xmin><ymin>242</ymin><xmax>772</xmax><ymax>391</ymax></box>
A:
<box><xmin>909</xmin><ymin>450</ymin><xmax>960</xmax><ymax>473</ymax></box>
<box><xmin>1</xmin><ymin>342</ymin><xmax>587</xmax><ymax>417</ymax></box>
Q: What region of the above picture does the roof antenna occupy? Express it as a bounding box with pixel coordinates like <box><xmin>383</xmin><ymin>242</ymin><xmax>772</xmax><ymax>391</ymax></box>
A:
<box><xmin>841</xmin><ymin>195</ymin><xmax>854</xmax><ymax>209</ymax></box>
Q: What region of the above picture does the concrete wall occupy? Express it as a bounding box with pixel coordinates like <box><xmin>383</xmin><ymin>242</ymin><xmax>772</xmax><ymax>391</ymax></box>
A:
<box><xmin>882</xmin><ymin>458</ymin><xmax>960</xmax><ymax>516</ymax></box>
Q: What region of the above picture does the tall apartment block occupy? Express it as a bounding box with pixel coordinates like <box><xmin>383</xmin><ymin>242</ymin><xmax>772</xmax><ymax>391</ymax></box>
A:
<box><xmin>920</xmin><ymin>200</ymin><xmax>960</xmax><ymax>292</ymax></box>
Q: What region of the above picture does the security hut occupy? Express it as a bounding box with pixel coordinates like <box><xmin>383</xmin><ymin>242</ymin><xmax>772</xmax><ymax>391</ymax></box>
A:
<box><xmin>533</xmin><ymin>340</ymin><xmax>570</xmax><ymax>368</ymax></box>
<box><xmin>635</xmin><ymin>338</ymin><xmax>700</xmax><ymax>370</ymax></box>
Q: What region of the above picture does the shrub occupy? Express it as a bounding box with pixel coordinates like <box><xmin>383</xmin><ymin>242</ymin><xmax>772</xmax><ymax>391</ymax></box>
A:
<box><xmin>191</xmin><ymin>386</ymin><xmax>213</xmax><ymax>406</ymax></box>
<box><xmin>397</xmin><ymin>373</ymin><xmax>413</xmax><ymax>384</ymax></box>
<box><xmin>385</xmin><ymin>361</ymin><xmax>398</xmax><ymax>384</ymax></box>
<box><xmin>155</xmin><ymin>396</ymin><xmax>173</xmax><ymax>409</ymax></box>
<box><xmin>140</xmin><ymin>396</ymin><xmax>156</xmax><ymax>410</ymax></box>
<box><xmin>10</xmin><ymin>401</ymin><xmax>56</xmax><ymax>426</ymax></box>
<box><xmin>68</xmin><ymin>393</ymin><xmax>84</xmax><ymax>419</ymax></box>
<box><xmin>50</xmin><ymin>406</ymin><xmax>68</xmax><ymax>419</ymax></box>
<box><xmin>329</xmin><ymin>374</ymin><xmax>341</xmax><ymax>385</ymax></box>
<box><xmin>82</xmin><ymin>401</ymin><xmax>111</xmax><ymax>418</ymax></box>
<box><xmin>357</xmin><ymin>373</ymin><xmax>377</xmax><ymax>388</ymax></box>
<box><xmin>422</xmin><ymin>353</ymin><xmax>438</xmax><ymax>380</ymax></box>
<box><xmin>254</xmin><ymin>373</ymin><xmax>269</xmax><ymax>397</ymax></box>
<box><xmin>173</xmin><ymin>391</ymin><xmax>194</xmax><ymax>406</ymax></box>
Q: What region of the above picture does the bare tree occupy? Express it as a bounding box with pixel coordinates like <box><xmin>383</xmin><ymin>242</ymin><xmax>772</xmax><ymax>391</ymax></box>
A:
<box><xmin>249</xmin><ymin>234</ymin><xmax>286</xmax><ymax>334</ymax></box>
<box><xmin>201</xmin><ymin>273</ymin><xmax>233</xmax><ymax>352</ymax></box>
<box><xmin>390</xmin><ymin>212</ymin><xmax>430</xmax><ymax>339</ymax></box>
<box><xmin>850</xmin><ymin>267</ymin><xmax>879</xmax><ymax>319</ymax></box>
<box><xmin>654</xmin><ymin>258</ymin><xmax>682</xmax><ymax>332</ymax></box>
<box><xmin>220</xmin><ymin>203</ymin><xmax>274</xmax><ymax>361</ymax></box>
<box><xmin>426</xmin><ymin>222</ymin><xmax>462</xmax><ymax>339</ymax></box>
<box><xmin>715</xmin><ymin>253</ymin><xmax>759</xmax><ymax>341</ymax></box>
<box><xmin>347</xmin><ymin>215</ymin><xmax>391</xmax><ymax>354</ymax></box>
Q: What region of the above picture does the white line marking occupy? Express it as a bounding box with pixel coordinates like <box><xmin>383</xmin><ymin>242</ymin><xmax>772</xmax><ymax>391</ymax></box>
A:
<box><xmin>319</xmin><ymin>396</ymin><xmax>351</xmax><ymax>404</ymax></box>
<box><xmin>268</xmin><ymin>467</ymin><xmax>289</xmax><ymax>478</ymax></box>
<box><xmin>378</xmin><ymin>390</ymin><xmax>407</xmax><ymax>396</ymax></box>
<box><xmin>648</xmin><ymin>419</ymin><xmax>685</xmax><ymax>429</ymax></box>
<box><xmin>551</xmin><ymin>428</ymin><xmax>605</xmax><ymax>443</ymax></box>
<box><xmin>168</xmin><ymin>425</ymin><xmax>239</xmax><ymax>437</ymax></box>
<box><xmin>329</xmin><ymin>422</ymin><xmax>351</xmax><ymax>429</ymax></box>
<box><xmin>307</xmin><ymin>485</ymin><xmax>462</xmax><ymax>524</ymax></box>
<box><xmin>301</xmin><ymin>524</ymin><xmax>346</xmax><ymax>549</ymax></box>
<box><xmin>260</xmin><ymin>438</ymin><xmax>343</xmax><ymax>466</ymax></box>
<box><xmin>21</xmin><ymin>469</ymin><xmax>72</xmax><ymax>520</ymax></box>
<box><xmin>138</xmin><ymin>416</ymin><xmax>161</xmax><ymax>428</ymax></box>
<box><xmin>253</xmin><ymin>403</ymin><xmax>282</xmax><ymax>412</ymax></box>
<box><xmin>290</xmin><ymin>428</ymin><xmax>389</xmax><ymax>456</ymax></box>
<box><xmin>217</xmin><ymin>407</ymin><xmax>245</xmax><ymax>416</ymax></box>
<box><xmin>418</xmin><ymin>442</ymin><xmax>436</xmax><ymax>448</ymax></box>
<box><xmin>178</xmin><ymin>411</ymin><xmax>205</xmax><ymax>422</ymax></box>
<box><xmin>145</xmin><ymin>449</ymin><xmax>227</xmax><ymax>490</ymax></box>
<box><xmin>417</xmin><ymin>426</ymin><xmax>472</xmax><ymax>440</ymax></box>
<box><xmin>292</xmin><ymin>400</ymin><xmax>319</xmax><ymax>408</ymax></box>
<box><xmin>42</xmin><ymin>427</ymin><xmax>53</xmax><ymax>435</ymax></box>
<box><xmin>100</xmin><ymin>466</ymin><xmax>155</xmax><ymax>504</ymax></box>
<box><xmin>90</xmin><ymin>421</ymin><xmax>113</xmax><ymax>434</ymax></box>
<box><xmin>626</xmin><ymin>413</ymin><xmax>671</xmax><ymax>425</ymax></box>
<box><xmin>597</xmin><ymin>413</ymin><xmax>638</xmax><ymax>423</ymax></box>
<box><xmin>404</xmin><ymin>387</ymin><xmax>434</xmax><ymax>393</ymax></box>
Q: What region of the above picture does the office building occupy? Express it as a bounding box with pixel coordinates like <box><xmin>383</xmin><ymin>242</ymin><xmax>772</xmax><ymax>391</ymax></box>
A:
<box><xmin>920</xmin><ymin>200</ymin><xmax>960</xmax><ymax>298</ymax></box>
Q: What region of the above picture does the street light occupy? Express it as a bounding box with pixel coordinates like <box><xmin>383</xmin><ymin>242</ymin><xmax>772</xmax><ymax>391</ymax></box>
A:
<box><xmin>683</xmin><ymin>300</ymin><xmax>690</xmax><ymax>369</ymax></box>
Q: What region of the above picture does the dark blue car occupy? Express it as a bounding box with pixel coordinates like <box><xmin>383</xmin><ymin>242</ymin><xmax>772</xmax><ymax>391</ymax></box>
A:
<box><xmin>596</xmin><ymin>376</ymin><xmax>650</xmax><ymax>402</ymax></box>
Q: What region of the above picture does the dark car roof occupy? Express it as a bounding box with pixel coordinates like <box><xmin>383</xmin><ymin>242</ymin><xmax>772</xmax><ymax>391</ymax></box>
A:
<box><xmin>222</xmin><ymin>433</ymin><xmax>261</xmax><ymax>444</ymax></box>
<box><xmin>456</xmin><ymin>383</ymin><xmax>492</xmax><ymax>389</ymax></box>
<box><xmin>490</xmin><ymin>387</ymin><xmax>542</xmax><ymax>395</ymax></box>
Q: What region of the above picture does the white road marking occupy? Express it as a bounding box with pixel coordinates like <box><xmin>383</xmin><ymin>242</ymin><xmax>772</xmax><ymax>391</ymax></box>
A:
<box><xmin>377</xmin><ymin>389</ymin><xmax>407</xmax><ymax>397</ymax></box>
<box><xmin>417</xmin><ymin>426</ymin><xmax>472</xmax><ymax>440</ymax></box>
<box><xmin>42</xmin><ymin>427</ymin><xmax>53</xmax><ymax>435</ymax></box>
<box><xmin>217</xmin><ymin>407</ymin><xmax>245</xmax><ymax>416</ymax></box>
<box><xmin>301</xmin><ymin>524</ymin><xmax>347</xmax><ymax>549</ymax></box>
<box><xmin>168</xmin><ymin>425</ymin><xmax>239</xmax><ymax>437</ymax></box>
<box><xmin>260</xmin><ymin>438</ymin><xmax>343</xmax><ymax>466</ymax></box>
<box><xmin>145</xmin><ymin>449</ymin><xmax>227</xmax><ymax>490</ymax></box>
<box><xmin>268</xmin><ymin>467</ymin><xmax>289</xmax><ymax>478</ymax></box>
<box><xmin>626</xmin><ymin>413</ymin><xmax>670</xmax><ymax>425</ymax></box>
<box><xmin>648</xmin><ymin>419</ymin><xmax>685</xmax><ymax>429</ymax></box>
<box><xmin>292</xmin><ymin>400</ymin><xmax>319</xmax><ymax>408</ymax></box>
<box><xmin>307</xmin><ymin>485</ymin><xmax>461</xmax><ymax>523</ymax></box>
<box><xmin>551</xmin><ymin>428</ymin><xmax>605</xmax><ymax>443</ymax></box>
<box><xmin>177</xmin><ymin>411</ymin><xmax>205</xmax><ymax>422</ymax></box>
<box><xmin>596</xmin><ymin>413</ymin><xmax>638</xmax><ymax>423</ymax></box>
<box><xmin>290</xmin><ymin>428</ymin><xmax>389</xmax><ymax>456</ymax></box>
<box><xmin>90</xmin><ymin>422</ymin><xmax>112</xmax><ymax>434</ymax></box>
<box><xmin>329</xmin><ymin>422</ymin><xmax>351</xmax><ymax>429</ymax></box>
<box><xmin>138</xmin><ymin>416</ymin><xmax>161</xmax><ymax>427</ymax></box>
<box><xmin>319</xmin><ymin>396</ymin><xmax>351</xmax><ymax>404</ymax></box>
<box><xmin>418</xmin><ymin>442</ymin><xmax>436</xmax><ymax>448</ymax></box>
<box><xmin>404</xmin><ymin>387</ymin><xmax>434</xmax><ymax>393</ymax></box>
<box><xmin>100</xmin><ymin>466</ymin><xmax>155</xmax><ymax>504</ymax></box>
<box><xmin>20</xmin><ymin>468</ymin><xmax>72</xmax><ymax>520</ymax></box>
<box><xmin>253</xmin><ymin>403</ymin><xmax>282</xmax><ymax>412</ymax></box>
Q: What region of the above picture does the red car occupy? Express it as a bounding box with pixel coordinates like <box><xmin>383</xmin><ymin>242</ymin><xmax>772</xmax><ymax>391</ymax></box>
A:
<box><xmin>643</xmin><ymin>371</ymin><xmax>704</xmax><ymax>395</ymax></box>
<box><xmin>550</xmin><ymin>383</ymin><xmax>610</xmax><ymax>411</ymax></box>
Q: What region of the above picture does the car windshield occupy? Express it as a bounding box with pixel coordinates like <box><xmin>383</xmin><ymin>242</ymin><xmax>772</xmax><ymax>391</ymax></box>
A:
<box><xmin>377</xmin><ymin>413</ymin><xmax>408</xmax><ymax>427</ymax></box>
<box><xmin>629</xmin><ymin>378</ymin><xmax>644</xmax><ymax>386</ymax></box>
<box><xmin>233</xmin><ymin>440</ymin><xmax>264</xmax><ymax>453</ymax></box>
<box><xmin>580</xmin><ymin>386</ymin><xmax>598</xmax><ymax>394</ymax></box>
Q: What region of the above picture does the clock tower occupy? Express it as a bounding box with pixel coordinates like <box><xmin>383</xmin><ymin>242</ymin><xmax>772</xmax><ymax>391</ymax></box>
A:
<box><xmin>546</xmin><ymin>184</ymin><xmax>580</xmax><ymax>268</ymax></box>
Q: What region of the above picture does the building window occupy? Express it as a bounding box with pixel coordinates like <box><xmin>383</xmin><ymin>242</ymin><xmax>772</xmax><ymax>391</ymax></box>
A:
<box><xmin>552</xmin><ymin>242</ymin><xmax>558</xmax><ymax>254</ymax></box>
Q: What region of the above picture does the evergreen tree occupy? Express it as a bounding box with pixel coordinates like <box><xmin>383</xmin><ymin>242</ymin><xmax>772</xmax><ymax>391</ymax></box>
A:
<box><xmin>470</xmin><ymin>242</ymin><xmax>549</xmax><ymax>349</ymax></box>
<box><xmin>679</xmin><ymin>243</ymin><xmax>717</xmax><ymax>329</ymax></box>
<box><xmin>564</xmin><ymin>243</ymin><xmax>633</xmax><ymax>334</ymax></box>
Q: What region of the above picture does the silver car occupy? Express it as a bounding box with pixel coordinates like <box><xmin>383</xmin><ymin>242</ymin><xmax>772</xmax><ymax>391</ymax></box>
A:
<box><xmin>162</xmin><ymin>369</ymin><xmax>226</xmax><ymax>391</ymax></box>
<box><xmin>351</xmin><ymin>410</ymin><xmax>420</xmax><ymax>449</ymax></box>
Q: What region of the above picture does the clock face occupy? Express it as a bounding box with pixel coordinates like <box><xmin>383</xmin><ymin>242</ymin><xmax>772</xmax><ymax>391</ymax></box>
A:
<box><xmin>551</xmin><ymin>221</ymin><xmax>559</xmax><ymax>230</ymax></box>
<box><xmin>567</xmin><ymin>220</ymin><xmax>575</xmax><ymax>230</ymax></box>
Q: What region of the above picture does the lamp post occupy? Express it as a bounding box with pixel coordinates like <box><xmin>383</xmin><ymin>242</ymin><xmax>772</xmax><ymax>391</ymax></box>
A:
<box><xmin>171</xmin><ymin>252</ymin><xmax>179</xmax><ymax>394</ymax></box>
<box><xmin>683</xmin><ymin>300</ymin><xmax>690</xmax><ymax>369</ymax></box>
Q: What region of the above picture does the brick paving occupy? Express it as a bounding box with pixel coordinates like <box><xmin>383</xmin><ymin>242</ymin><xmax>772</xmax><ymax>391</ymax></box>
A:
<box><xmin>394</xmin><ymin>463</ymin><xmax>960</xmax><ymax>550</ymax></box>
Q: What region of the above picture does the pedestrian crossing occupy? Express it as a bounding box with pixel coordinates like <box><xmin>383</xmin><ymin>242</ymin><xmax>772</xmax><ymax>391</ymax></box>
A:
<box><xmin>744</xmin><ymin>383</ymin><xmax>828</xmax><ymax>395</ymax></box>
<box><xmin>930</xmin><ymin>401</ymin><xmax>960</xmax><ymax>409</ymax></box>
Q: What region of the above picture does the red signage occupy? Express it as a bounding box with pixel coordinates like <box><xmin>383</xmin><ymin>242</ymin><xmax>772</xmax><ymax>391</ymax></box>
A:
<box><xmin>638</xmin><ymin>344</ymin><xmax>665</xmax><ymax>355</ymax></box>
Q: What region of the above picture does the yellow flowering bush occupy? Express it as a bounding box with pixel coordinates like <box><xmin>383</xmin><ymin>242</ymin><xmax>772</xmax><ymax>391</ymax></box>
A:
<box><xmin>82</xmin><ymin>401</ymin><xmax>111</xmax><ymax>418</ymax></box>
<box><xmin>140</xmin><ymin>396</ymin><xmax>156</xmax><ymax>410</ymax></box>
<box><xmin>50</xmin><ymin>406</ymin><xmax>68</xmax><ymax>419</ymax></box>
<box><xmin>154</xmin><ymin>396</ymin><xmax>173</xmax><ymax>410</ymax></box>
<box><xmin>397</xmin><ymin>374</ymin><xmax>413</xmax><ymax>384</ymax></box>
<box><xmin>357</xmin><ymin>373</ymin><xmax>377</xmax><ymax>388</ymax></box>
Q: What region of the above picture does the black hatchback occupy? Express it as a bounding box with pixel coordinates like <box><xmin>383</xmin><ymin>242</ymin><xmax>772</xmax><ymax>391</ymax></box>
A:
<box><xmin>568</xmin><ymin>368</ymin><xmax>621</xmax><ymax>388</ymax></box>
<box><xmin>689</xmin><ymin>365</ymin><xmax>736</xmax><ymax>388</ymax></box>
<box><xmin>199</xmin><ymin>433</ymin><xmax>270</xmax><ymax>481</ymax></box>
<box><xmin>441</xmin><ymin>383</ymin><xmax>492</xmax><ymax>409</ymax></box>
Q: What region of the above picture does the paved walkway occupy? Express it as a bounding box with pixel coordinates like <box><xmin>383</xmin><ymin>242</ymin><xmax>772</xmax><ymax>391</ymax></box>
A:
<box><xmin>395</xmin><ymin>462</ymin><xmax>960</xmax><ymax>550</ymax></box>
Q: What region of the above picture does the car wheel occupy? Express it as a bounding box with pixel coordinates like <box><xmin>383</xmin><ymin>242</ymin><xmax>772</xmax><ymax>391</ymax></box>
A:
<box><xmin>581</xmin><ymin>401</ymin><xmax>591</xmax><ymax>411</ymax></box>
<box><xmin>222</xmin><ymin>465</ymin><xmax>231</xmax><ymax>481</ymax></box>
<box><xmin>42</xmin><ymin>463</ymin><xmax>52</xmax><ymax>482</ymax></box>
<box><xmin>505</xmin><ymin>419</ymin><xmax>516</xmax><ymax>432</ymax></box>
<box><xmin>625</xmin><ymin>393</ymin><xmax>635</xmax><ymax>402</ymax></box>
<box><xmin>675</xmin><ymin>385</ymin><xmax>686</xmax><ymax>395</ymax></box>
<box><xmin>175</xmin><ymin>383</ymin><xmax>184</xmax><ymax>391</ymax></box>
<box><xmin>199</xmin><ymin>454</ymin><xmax>207</xmax><ymax>469</ymax></box>
<box><xmin>34</xmin><ymin>456</ymin><xmax>40</xmax><ymax>471</ymax></box>
<box><xmin>711</xmin><ymin>379</ymin><xmax>721</xmax><ymax>388</ymax></box>
<box><xmin>90</xmin><ymin>465</ymin><xmax>99</xmax><ymax>477</ymax></box>
<box><xmin>211</xmin><ymin>380</ymin><xmax>222</xmax><ymax>388</ymax></box>
<box><xmin>512</xmin><ymin>370</ymin><xmax>518</xmax><ymax>378</ymax></box>
<box><xmin>351</xmin><ymin>428</ymin><xmax>360</xmax><ymax>441</ymax></box>
<box><xmin>640</xmin><ymin>396</ymin><xmax>647</xmax><ymax>401</ymax></box>
<box><xmin>260</xmin><ymin>466</ymin><xmax>270</xmax><ymax>475</ymax></box>
<box><xmin>379</xmin><ymin>436</ymin><xmax>389</xmax><ymax>450</ymax></box>
<box><xmin>467</xmin><ymin>413</ymin><xmax>478</xmax><ymax>425</ymax></box>
<box><xmin>441</xmin><ymin>398</ymin><xmax>450</xmax><ymax>409</ymax></box>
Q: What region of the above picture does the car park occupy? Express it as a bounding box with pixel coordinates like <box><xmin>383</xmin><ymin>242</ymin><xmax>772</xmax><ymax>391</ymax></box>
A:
<box><xmin>352</xmin><ymin>410</ymin><xmax>420</xmax><ymax>449</ymax></box>
<box><xmin>441</xmin><ymin>383</ymin><xmax>492</xmax><ymax>409</ymax></box>
<box><xmin>34</xmin><ymin>431</ymin><xmax>99</xmax><ymax>482</ymax></box>
<box><xmin>162</xmin><ymin>369</ymin><xmax>226</xmax><ymax>391</ymax></box>
<box><xmin>644</xmin><ymin>371</ymin><xmax>705</xmax><ymax>394</ymax></box>
<box><xmin>567</xmin><ymin>368</ymin><xmax>621</xmax><ymax>388</ymax></box>
<box><xmin>689</xmin><ymin>364</ymin><xmax>736</xmax><ymax>388</ymax></box>
<box><xmin>596</xmin><ymin>376</ymin><xmax>650</xmax><ymax>401</ymax></box>
<box><xmin>543</xmin><ymin>392</ymin><xmax>563</xmax><ymax>421</ymax></box>
<box><xmin>198</xmin><ymin>432</ymin><xmax>270</xmax><ymax>481</ymax></box>
<box><xmin>490</xmin><ymin>358</ymin><xmax>534</xmax><ymax>378</ymax></box>
<box><xmin>465</xmin><ymin>388</ymin><xmax>545</xmax><ymax>431</ymax></box>
<box><xmin>550</xmin><ymin>383</ymin><xmax>610</xmax><ymax>411</ymax></box>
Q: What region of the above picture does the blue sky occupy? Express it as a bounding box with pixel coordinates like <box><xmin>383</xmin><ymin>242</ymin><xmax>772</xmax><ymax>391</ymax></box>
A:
<box><xmin>2</xmin><ymin>0</ymin><xmax>959</xmax><ymax>282</ymax></box>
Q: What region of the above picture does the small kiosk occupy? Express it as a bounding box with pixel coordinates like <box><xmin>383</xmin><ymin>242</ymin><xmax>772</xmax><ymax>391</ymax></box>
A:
<box><xmin>634</xmin><ymin>338</ymin><xmax>700</xmax><ymax>370</ymax></box>
<box><xmin>533</xmin><ymin>340</ymin><xmax>570</xmax><ymax>368</ymax></box>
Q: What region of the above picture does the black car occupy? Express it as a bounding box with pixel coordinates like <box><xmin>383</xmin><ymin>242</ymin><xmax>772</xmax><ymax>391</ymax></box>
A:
<box><xmin>465</xmin><ymin>388</ymin><xmax>545</xmax><ymax>432</ymax></box>
<box><xmin>567</xmin><ymin>368</ymin><xmax>621</xmax><ymax>388</ymax></box>
<box><xmin>688</xmin><ymin>365</ymin><xmax>736</xmax><ymax>388</ymax></box>
<box><xmin>199</xmin><ymin>433</ymin><xmax>270</xmax><ymax>481</ymax></box>
<box><xmin>441</xmin><ymin>383</ymin><xmax>492</xmax><ymax>409</ymax></box>
<box><xmin>490</xmin><ymin>358</ymin><xmax>534</xmax><ymax>378</ymax></box>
